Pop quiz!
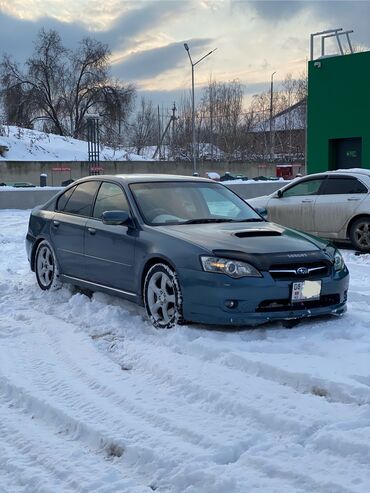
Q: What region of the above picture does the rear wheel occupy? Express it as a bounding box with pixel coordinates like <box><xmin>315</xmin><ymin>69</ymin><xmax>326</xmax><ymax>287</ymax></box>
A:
<box><xmin>35</xmin><ymin>240</ymin><xmax>62</xmax><ymax>291</ymax></box>
<box><xmin>350</xmin><ymin>217</ymin><xmax>370</xmax><ymax>252</ymax></box>
<box><xmin>144</xmin><ymin>263</ymin><xmax>183</xmax><ymax>329</ymax></box>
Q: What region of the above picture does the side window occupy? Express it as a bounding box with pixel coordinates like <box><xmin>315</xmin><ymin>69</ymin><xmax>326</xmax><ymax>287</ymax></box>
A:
<box><xmin>93</xmin><ymin>182</ymin><xmax>130</xmax><ymax>219</ymax></box>
<box><xmin>63</xmin><ymin>181</ymin><xmax>100</xmax><ymax>216</ymax></box>
<box><xmin>321</xmin><ymin>177</ymin><xmax>368</xmax><ymax>195</ymax></box>
<box><xmin>56</xmin><ymin>186</ymin><xmax>76</xmax><ymax>211</ymax></box>
<box><xmin>282</xmin><ymin>178</ymin><xmax>325</xmax><ymax>198</ymax></box>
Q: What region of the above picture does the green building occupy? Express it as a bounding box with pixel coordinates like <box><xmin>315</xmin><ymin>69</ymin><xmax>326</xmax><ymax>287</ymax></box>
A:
<box><xmin>307</xmin><ymin>50</ymin><xmax>370</xmax><ymax>174</ymax></box>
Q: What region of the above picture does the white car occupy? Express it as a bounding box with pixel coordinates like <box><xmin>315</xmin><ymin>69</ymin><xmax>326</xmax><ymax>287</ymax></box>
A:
<box><xmin>248</xmin><ymin>169</ymin><xmax>370</xmax><ymax>252</ymax></box>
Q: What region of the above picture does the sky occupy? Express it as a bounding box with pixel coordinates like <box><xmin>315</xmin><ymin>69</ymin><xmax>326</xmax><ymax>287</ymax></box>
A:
<box><xmin>0</xmin><ymin>0</ymin><xmax>370</xmax><ymax>111</ymax></box>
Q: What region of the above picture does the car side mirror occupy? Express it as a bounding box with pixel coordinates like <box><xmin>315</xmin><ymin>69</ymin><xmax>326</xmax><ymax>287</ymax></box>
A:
<box><xmin>102</xmin><ymin>210</ymin><xmax>131</xmax><ymax>226</ymax></box>
<box><xmin>255</xmin><ymin>207</ymin><xmax>268</xmax><ymax>218</ymax></box>
<box><xmin>276</xmin><ymin>189</ymin><xmax>283</xmax><ymax>198</ymax></box>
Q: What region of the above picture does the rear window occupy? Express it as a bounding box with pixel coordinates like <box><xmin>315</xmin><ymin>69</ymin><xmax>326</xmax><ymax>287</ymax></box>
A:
<box><xmin>56</xmin><ymin>186</ymin><xmax>76</xmax><ymax>211</ymax></box>
<box><xmin>59</xmin><ymin>181</ymin><xmax>100</xmax><ymax>216</ymax></box>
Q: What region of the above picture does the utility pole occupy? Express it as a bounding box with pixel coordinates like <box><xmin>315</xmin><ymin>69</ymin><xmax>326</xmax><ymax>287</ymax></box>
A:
<box><xmin>152</xmin><ymin>104</ymin><xmax>178</xmax><ymax>159</ymax></box>
<box><xmin>184</xmin><ymin>43</ymin><xmax>217</xmax><ymax>175</ymax></box>
<box><xmin>269</xmin><ymin>71</ymin><xmax>276</xmax><ymax>161</ymax></box>
<box><xmin>157</xmin><ymin>105</ymin><xmax>161</xmax><ymax>160</ymax></box>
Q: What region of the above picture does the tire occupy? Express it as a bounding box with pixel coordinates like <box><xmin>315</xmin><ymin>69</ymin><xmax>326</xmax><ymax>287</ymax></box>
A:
<box><xmin>35</xmin><ymin>240</ymin><xmax>62</xmax><ymax>291</ymax></box>
<box><xmin>143</xmin><ymin>263</ymin><xmax>184</xmax><ymax>329</ymax></box>
<box><xmin>349</xmin><ymin>217</ymin><xmax>370</xmax><ymax>252</ymax></box>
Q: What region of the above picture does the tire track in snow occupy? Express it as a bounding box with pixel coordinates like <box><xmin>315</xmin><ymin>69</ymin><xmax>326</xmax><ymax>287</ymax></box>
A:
<box><xmin>0</xmin><ymin>391</ymin><xmax>149</xmax><ymax>493</ymax></box>
<box><xmin>31</xmin><ymin>304</ymin><xmax>366</xmax><ymax>491</ymax></box>
<box><xmin>1</xmin><ymin>212</ymin><xmax>370</xmax><ymax>492</ymax></box>
<box><xmin>2</xmin><ymin>300</ymin><xmax>366</xmax><ymax>493</ymax></box>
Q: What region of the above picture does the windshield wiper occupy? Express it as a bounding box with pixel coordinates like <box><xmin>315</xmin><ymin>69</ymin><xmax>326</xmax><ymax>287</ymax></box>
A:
<box><xmin>236</xmin><ymin>218</ymin><xmax>264</xmax><ymax>222</ymax></box>
<box><xmin>182</xmin><ymin>218</ymin><xmax>234</xmax><ymax>224</ymax></box>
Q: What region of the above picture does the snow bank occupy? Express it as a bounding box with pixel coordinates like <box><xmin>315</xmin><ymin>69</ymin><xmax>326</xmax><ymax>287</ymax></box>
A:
<box><xmin>0</xmin><ymin>125</ymin><xmax>148</xmax><ymax>162</ymax></box>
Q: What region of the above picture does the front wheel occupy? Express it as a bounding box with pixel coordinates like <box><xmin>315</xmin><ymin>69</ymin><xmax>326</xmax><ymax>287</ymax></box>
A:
<box><xmin>143</xmin><ymin>263</ymin><xmax>183</xmax><ymax>329</ymax></box>
<box><xmin>35</xmin><ymin>240</ymin><xmax>62</xmax><ymax>291</ymax></box>
<box><xmin>350</xmin><ymin>217</ymin><xmax>370</xmax><ymax>252</ymax></box>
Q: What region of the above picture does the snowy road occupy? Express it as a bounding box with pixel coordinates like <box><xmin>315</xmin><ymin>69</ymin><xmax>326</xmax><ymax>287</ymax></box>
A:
<box><xmin>0</xmin><ymin>210</ymin><xmax>370</xmax><ymax>493</ymax></box>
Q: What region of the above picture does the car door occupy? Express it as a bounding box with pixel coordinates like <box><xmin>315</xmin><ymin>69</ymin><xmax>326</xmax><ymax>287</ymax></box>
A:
<box><xmin>314</xmin><ymin>175</ymin><xmax>369</xmax><ymax>237</ymax></box>
<box><xmin>266</xmin><ymin>177</ymin><xmax>327</xmax><ymax>232</ymax></box>
<box><xmin>50</xmin><ymin>181</ymin><xmax>100</xmax><ymax>278</ymax></box>
<box><xmin>84</xmin><ymin>181</ymin><xmax>136</xmax><ymax>293</ymax></box>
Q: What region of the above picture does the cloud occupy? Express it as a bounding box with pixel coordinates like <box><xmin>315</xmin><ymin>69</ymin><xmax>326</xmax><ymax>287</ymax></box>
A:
<box><xmin>0</xmin><ymin>1</ymin><xmax>192</xmax><ymax>61</ymax></box>
<box><xmin>246</xmin><ymin>0</ymin><xmax>307</xmax><ymax>21</ymax></box>
<box><xmin>0</xmin><ymin>11</ymin><xmax>89</xmax><ymax>61</ymax></box>
<box><xmin>113</xmin><ymin>38</ymin><xmax>213</xmax><ymax>81</ymax></box>
<box><xmin>236</xmin><ymin>0</ymin><xmax>370</xmax><ymax>47</ymax></box>
<box><xmin>100</xmin><ymin>1</ymin><xmax>190</xmax><ymax>47</ymax></box>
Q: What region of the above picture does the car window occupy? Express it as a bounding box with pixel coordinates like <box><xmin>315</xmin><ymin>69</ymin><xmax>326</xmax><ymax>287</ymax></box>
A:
<box><xmin>130</xmin><ymin>181</ymin><xmax>262</xmax><ymax>225</ymax></box>
<box><xmin>282</xmin><ymin>178</ymin><xmax>325</xmax><ymax>198</ymax></box>
<box><xmin>56</xmin><ymin>186</ymin><xmax>76</xmax><ymax>211</ymax></box>
<box><xmin>321</xmin><ymin>176</ymin><xmax>368</xmax><ymax>195</ymax></box>
<box><xmin>199</xmin><ymin>187</ymin><xmax>240</xmax><ymax>218</ymax></box>
<box><xmin>63</xmin><ymin>181</ymin><xmax>100</xmax><ymax>216</ymax></box>
<box><xmin>93</xmin><ymin>182</ymin><xmax>130</xmax><ymax>219</ymax></box>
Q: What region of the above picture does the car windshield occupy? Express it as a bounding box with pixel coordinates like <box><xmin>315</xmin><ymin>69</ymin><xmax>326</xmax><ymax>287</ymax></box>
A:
<box><xmin>130</xmin><ymin>181</ymin><xmax>264</xmax><ymax>225</ymax></box>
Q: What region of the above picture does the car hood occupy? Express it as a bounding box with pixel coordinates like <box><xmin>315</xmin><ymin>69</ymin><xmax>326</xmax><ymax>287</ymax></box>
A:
<box><xmin>159</xmin><ymin>221</ymin><xmax>328</xmax><ymax>254</ymax></box>
<box><xmin>247</xmin><ymin>195</ymin><xmax>270</xmax><ymax>207</ymax></box>
<box><xmin>157</xmin><ymin>221</ymin><xmax>332</xmax><ymax>270</ymax></box>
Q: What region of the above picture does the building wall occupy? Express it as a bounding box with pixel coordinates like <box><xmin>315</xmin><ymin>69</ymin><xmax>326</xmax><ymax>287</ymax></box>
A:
<box><xmin>307</xmin><ymin>51</ymin><xmax>370</xmax><ymax>173</ymax></box>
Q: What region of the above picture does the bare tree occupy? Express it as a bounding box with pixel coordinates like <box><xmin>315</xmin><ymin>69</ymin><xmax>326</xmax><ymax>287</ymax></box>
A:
<box><xmin>130</xmin><ymin>97</ymin><xmax>158</xmax><ymax>155</ymax></box>
<box><xmin>0</xmin><ymin>29</ymin><xmax>135</xmax><ymax>140</ymax></box>
<box><xmin>200</xmin><ymin>80</ymin><xmax>244</xmax><ymax>161</ymax></box>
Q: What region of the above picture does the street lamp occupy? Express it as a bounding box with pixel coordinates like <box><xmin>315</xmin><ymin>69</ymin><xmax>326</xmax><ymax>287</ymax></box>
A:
<box><xmin>184</xmin><ymin>42</ymin><xmax>217</xmax><ymax>175</ymax></box>
<box><xmin>269</xmin><ymin>71</ymin><xmax>276</xmax><ymax>160</ymax></box>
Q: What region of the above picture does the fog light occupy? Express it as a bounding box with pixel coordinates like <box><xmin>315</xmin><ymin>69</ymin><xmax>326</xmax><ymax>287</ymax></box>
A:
<box><xmin>225</xmin><ymin>300</ymin><xmax>238</xmax><ymax>309</ymax></box>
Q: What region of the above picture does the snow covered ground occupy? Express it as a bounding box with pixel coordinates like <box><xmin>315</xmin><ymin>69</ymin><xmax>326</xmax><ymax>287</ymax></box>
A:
<box><xmin>0</xmin><ymin>209</ymin><xmax>370</xmax><ymax>493</ymax></box>
<box><xmin>0</xmin><ymin>126</ymin><xmax>148</xmax><ymax>162</ymax></box>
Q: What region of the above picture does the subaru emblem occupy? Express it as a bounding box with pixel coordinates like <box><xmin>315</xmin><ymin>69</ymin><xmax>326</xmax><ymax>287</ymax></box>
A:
<box><xmin>296</xmin><ymin>267</ymin><xmax>309</xmax><ymax>276</ymax></box>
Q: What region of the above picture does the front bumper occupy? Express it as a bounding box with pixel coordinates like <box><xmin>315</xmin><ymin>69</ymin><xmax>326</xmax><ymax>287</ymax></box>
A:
<box><xmin>178</xmin><ymin>267</ymin><xmax>349</xmax><ymax>327</ymax></box>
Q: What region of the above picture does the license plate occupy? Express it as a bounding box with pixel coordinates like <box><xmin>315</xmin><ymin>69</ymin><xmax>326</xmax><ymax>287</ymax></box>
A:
<box><xmin>291</xmin><ymin>280</ymin><xmax>322</xmax><ymax>303</ymax></box>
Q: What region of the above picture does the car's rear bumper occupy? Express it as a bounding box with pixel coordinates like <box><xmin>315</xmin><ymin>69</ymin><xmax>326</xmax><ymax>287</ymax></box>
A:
<box><xmin>178</xmin><ymin>267</ymin><xmax>349</xmax><ymax>327</ymax></box>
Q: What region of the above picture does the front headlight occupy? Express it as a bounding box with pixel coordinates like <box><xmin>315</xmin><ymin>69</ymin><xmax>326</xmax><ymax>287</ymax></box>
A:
<box><xmin>200</xmin><ymin>256</ymin><xmax>262</xmax><ymax>278</ymax></box>
<box><xmin>334</xmin><ymin>250</ymin><xmax>345</xmax><ymax>271</ymax></box>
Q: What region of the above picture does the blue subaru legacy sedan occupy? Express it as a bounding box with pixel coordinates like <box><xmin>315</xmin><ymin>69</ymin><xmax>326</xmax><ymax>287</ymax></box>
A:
<box><xmin>26</xmin><ymin>175</ymin><xmax>349</xmax><ymax>329</ymax></box>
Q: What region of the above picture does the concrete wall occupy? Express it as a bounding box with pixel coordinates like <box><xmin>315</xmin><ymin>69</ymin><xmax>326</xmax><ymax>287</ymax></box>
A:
<box><xmin>0</xmin><ymin>160</ymin><xmax>279</xmax><ymax>186</ymax></box>
<box><xmin>226</xmin><ymin>181</ymin><xmax>286</xmax><ymax>199</ymax></box>
<box><xmin>0</xmin><ymin>181</ymin><xmax>287</xmax><ymax>210</ymax></box>
<box><xmin>0</xmin><ymin>188</ymin><xmax>62</xmax><ymax>210</ymax></box>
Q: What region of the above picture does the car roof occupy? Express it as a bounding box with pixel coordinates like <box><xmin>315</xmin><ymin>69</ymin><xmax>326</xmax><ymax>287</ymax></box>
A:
<box><xmin>77</xmin><ymin>174</ymin><xmax>213</xmax><ymax>184</ymax></box>
<box><xmin>288</xmin><ymin>169</ymin><xmax>370</xmax><ymax>181</ymax></box>
<box><xmin>330</xmin><ymin>168</ymin><xmax>370</xmax><ymax>177</ymax></box>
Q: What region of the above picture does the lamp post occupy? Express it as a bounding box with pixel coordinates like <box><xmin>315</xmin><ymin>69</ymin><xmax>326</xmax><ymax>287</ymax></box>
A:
<box><xmin>184</xmin><ymin>43</ymin><xmax>217</xmax><ymax>175</ymax></box>
<box><xmin>269</xmin><ymin>71</ymin><xmax>276</xmax><ymax>161</ymax></box>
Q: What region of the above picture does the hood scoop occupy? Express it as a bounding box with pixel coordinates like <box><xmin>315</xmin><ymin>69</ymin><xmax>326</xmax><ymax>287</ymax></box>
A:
<box><xmin>234</xmin><ymin>229</ymin><xmax>282</xmax><ymax>238</ymax></box>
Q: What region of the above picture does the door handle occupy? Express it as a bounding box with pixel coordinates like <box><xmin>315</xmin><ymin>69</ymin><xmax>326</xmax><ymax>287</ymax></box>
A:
<box><xmin>87</xmin><ymin>227</ymin><xmax>96</xmax><ymax>235</ymax></box>
<box><xmin>347</xmin><ymin>198</ymin><xmax>360</xmax><ymax>201</ymax></box>
<box><xmin>52</xmin><ymin>220</ymin><xmax>60</xmax><ymax>228</ymax></box>
<box><xmin>301</xmin><ymin>199</ymin><xmax>313</xmax><ymax>203</ymax></box>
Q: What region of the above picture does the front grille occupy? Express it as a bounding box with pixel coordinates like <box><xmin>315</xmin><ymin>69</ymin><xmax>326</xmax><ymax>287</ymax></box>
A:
<box><xmin>269</xmin><ymin>261</ymin><xmax>330</xmax><ymax>281</ymax></box>
<box><xmin>256</xmin><ymin>294</ymin><xmax>340</xmax><ymax>312</ymax></box>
